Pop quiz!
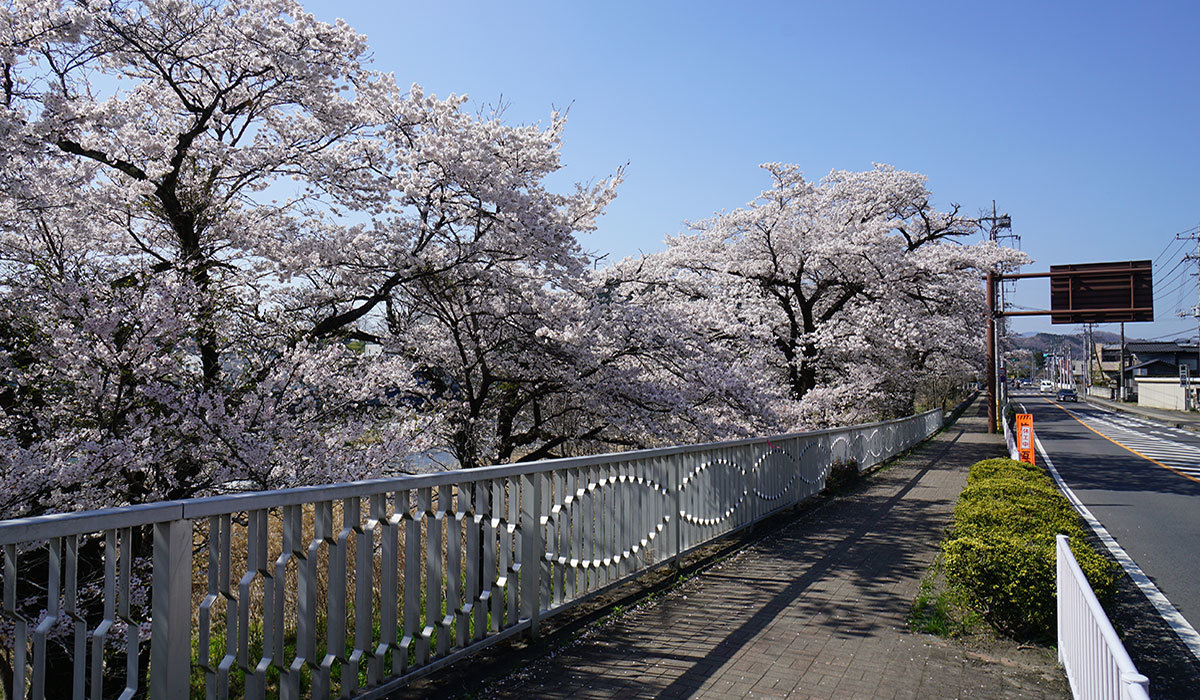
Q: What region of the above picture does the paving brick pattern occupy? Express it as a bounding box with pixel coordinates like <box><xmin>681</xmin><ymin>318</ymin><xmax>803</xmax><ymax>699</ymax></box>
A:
<box><xmin>479</xmin><ymin>400</ymin><xmax>1070</xmax><ymax>699</ymax></box>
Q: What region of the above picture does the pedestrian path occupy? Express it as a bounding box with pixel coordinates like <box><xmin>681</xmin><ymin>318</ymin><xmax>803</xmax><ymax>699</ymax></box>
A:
<box><xmin>474</xmin><ymin>399</ymin><xmax>1070</xmax><ymax>699</ymax></box>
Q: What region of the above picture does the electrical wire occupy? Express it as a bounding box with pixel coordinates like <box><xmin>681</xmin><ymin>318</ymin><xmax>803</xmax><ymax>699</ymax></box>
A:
<box><xmin>1150</xmin><ymin>226</ymin><xmax>1199</xmax><ymax>281</ymax></box>
<box><xmin>1154</xmin><ymin>236</ymin><xmax>1189</xmax><ymax>266</ymax></box>
<box><xmin>1141</xmin><ymin>326</ymin><xmax>1198</xmax><ymax>342</ymax></box>
<box><xmin>1153</xmin><ymin>258</ymin><xmax>1191</xmax><ymax>293</ymax></box>
<box><xmin>1159</xmin><ymin>272</ymin><xmax>1197</xmax><ymax>302</ymax></box>
<box><xmin>1172</xmin><ymin>276</ymin><xmax>1198</xmax><ymax>315</ymax></box>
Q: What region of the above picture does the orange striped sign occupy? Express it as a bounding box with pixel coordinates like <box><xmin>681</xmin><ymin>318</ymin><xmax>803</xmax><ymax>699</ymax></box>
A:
<box><xmin>1016</xmin><ymin>413</ymin><xmax>1035</xmax><ymax>465</ymax></box>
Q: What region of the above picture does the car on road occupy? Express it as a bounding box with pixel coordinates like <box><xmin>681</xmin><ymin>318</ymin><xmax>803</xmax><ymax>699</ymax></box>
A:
<box><xmin>1040</xmin><ymin>380</ymin><xmax>1054</xmax><ymax>393</ymax></box>
<box><xmin>1056</xmin><ymin>388</ymin><xmax>1078</xmax><ymax>402</ymax></box>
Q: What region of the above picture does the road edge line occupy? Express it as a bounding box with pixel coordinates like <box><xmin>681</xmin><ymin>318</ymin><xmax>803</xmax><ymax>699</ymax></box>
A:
<box><xmin>1033</xmin><ymin>433</ymin><xmax>1200</xmax><ymax>662</ymax></box>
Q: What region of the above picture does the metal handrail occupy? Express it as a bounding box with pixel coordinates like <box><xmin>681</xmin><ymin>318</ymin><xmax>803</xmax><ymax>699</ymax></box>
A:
<box><xmin>0</xmin><ymin>411</ymin><xmax>939</xmax><ymax>544</ymax></box>
<box><xmin>1056</xmin><ymin>534</ymin><xmax>1150</xmax><ymax>700</ymax></box>
<box><xmin>2</xmin><ymin>408</ymin><xmax>942</xmax><ymax>699</ymax></box>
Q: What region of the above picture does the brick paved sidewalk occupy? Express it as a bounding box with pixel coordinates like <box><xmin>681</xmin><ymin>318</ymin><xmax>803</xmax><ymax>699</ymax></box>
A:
<box><xmin>477</xmin><ymin>399</ymin><xmax>1070</xmax><ymax>699</ymax></box>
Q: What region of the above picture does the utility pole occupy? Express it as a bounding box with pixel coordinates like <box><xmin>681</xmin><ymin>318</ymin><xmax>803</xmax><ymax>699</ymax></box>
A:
<box><xmin>980</xmin><ymin>204</ymin><xmax>1015</xmax><ymax>434</ymax></box>
<box><xmin>1085</xmin><ymin>323</ymin><xmax>1093</xmax><ymax>395</ymax></box>
<box><xmin>1119</xmin><ymin>322</ymin><xmax>1126</xmax><ymax>401</ymax></box>
<box><xmin>986</xmin><ymin>271</ymin><xmax>997</xmax><ymax>433</ymax></box>
<box><xmin>1174</xmin><ymin>226</ymin><xmax>1200</xmax><ymax>410</ymax></box>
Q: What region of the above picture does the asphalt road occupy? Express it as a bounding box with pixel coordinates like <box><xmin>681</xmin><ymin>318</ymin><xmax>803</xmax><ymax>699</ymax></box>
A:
<box><xmin>1014</xmin><ymin>391</ymin><xmax>1200</xmax><ymax>632</ymax></box>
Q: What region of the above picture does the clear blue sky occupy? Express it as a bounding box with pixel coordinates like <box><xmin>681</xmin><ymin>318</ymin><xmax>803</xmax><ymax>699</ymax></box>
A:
<box><xmin>305</xmin><ymin>0</ymin><xmax>1199</xmax><ymax>340</ymax></box>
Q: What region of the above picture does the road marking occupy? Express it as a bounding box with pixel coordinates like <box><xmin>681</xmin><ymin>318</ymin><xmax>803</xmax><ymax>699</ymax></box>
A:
<box><xmin>1042</xmin><ymin>400</ymin><xmax>1200</xmax><ymax>485</ymax></box>
<box><xmin>1080</xmin><ymin>415</ymin><xmax>1200</xmax><ymax>477</ymax></box>
<box><xmin>1034</xmin><ymin>434</ymin><xmax>1200</xmax><ymax>662</ymax></box>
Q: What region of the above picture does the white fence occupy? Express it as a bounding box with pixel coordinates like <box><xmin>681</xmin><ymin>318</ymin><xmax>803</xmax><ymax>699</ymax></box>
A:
<box><xmin>0</xmin><ymin>409</ymin><xmax>941</xmax><ymax>699</ymax></box>
<box><xmin>1057</xmin><ymin>534</ymin><xmax>1150</xmax><ymax>700</ymax></box>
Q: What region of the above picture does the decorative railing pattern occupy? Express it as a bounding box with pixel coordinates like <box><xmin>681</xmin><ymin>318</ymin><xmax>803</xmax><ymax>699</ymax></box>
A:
<box><xmin>0</xmin><ymin>409</ymin><xmax>941</xmax><ymax>699</ymax></box>
<box><xmin>1056</xmin><ymin>534</ymin><xmax>1150</xmax><ymax>700</ymax></box>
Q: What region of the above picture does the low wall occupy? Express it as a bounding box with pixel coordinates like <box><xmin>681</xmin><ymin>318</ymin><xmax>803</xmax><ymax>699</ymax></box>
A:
<box><xmin>1135</xmin><ymin>377</ymin><xmax>1189</xmax><ymax>411</ymax></box>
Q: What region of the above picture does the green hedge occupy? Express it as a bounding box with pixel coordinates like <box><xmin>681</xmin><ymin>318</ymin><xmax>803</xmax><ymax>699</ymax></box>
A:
<box><xmin>964</xmin><ymin>457</ymin><xmax>1049</xmax><ymax>486</ymax></box>
<box><xmin>942</xmin><ymin>458</ymin><xmax>1117</xmax><ymax>641</ymax></box>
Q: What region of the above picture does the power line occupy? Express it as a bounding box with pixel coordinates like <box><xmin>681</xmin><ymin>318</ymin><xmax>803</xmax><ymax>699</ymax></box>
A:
<box><xmin>1141</xmin><ymin>327</ymin><xmax>1197</xmax><ymax>341</ymax></box>
<box><xmin>1151</xmin><ymin>224</ymin><xmax>1200</xmax><ymax>265</ymax></box>
<box><xmin>1173</xmin><ymin>277</ymin><xmax>1199</xmax><ymax>314</ymax></box>
<box><xmin>1159</xmin><ymin>271</ymin><xmax>1197</xmax><ymax>301</ymax></box>
<box><xmin>1153</xmin><ymin>257</ymin><xmax>1191</xmax><ymax>292</ymax></box>
<box><xmin>1155</xmin><ymin>236</ymin><xmax>1189</xmax><ymax>266</ymax></box>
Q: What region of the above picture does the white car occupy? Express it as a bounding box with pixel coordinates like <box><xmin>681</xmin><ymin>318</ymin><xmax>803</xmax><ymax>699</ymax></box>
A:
<box><xmin>1040</xmin><ymin>380</ymin><xmax>1054</xmax><ymax>392</ymax></box>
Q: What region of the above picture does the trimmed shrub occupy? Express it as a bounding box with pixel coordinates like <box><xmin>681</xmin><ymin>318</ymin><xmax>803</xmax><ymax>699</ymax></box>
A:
<box><xmin>941</xmin><ymin>458</ymin><xmax>1117</xmax><ymax>642</ymax></box>
<box><xmin>966</xmin><ymin>457</ymin><xmax>1051</xmax><ymax>486</ymax></box>
<box><xmin>953</xmin><ymin>481</ymin><xmax>1083</xmax><ymax>540</ymax></box>
<box><xmin>943</xmin><ymin>533</ymin><xmax>1056</xmax><ymax>638</ymax></box>
<box><xmin>952</xmin><ymin>497</ymin><xmax>1083</xmax><ymax>541</ymax></box>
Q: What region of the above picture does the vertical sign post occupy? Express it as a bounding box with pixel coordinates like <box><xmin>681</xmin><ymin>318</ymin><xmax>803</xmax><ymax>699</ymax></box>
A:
<box><xmin>1181</xmin><ymin>365</ymin><xmax>1190</xmax><ymax>411</ymax></box>
<box><xmin>1016</xmin><ymin>413</ymin><xmax>1035</xmax><ymax>465</ymax></box>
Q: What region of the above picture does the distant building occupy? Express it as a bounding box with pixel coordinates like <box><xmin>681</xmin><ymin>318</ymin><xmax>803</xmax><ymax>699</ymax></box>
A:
<box><xmin>1091</xmin><ymin>340</ymin><xmax>1199</xmax><ymax>401</ymax></box>
<box><xmin>1091</xmin><ymin>342</ymin><xmax>1124</xmax><ymax>387</ymax></box>
<box><xmin>1126</xmin><ymin>342</ymin><xmax>1200</xmax><ymax>375</ymax></box>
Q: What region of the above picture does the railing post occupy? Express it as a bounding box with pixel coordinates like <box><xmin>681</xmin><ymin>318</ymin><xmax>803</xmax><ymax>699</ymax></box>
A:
<box><xmin>1120</xmin><ymin>671</ymin><xmax>1150</xmax><ymax>700</ymax></box>
<box><xmin>669</xmin><ymin>456</ymin><xmax>682</xmax><ymax>569</ymax></box>
<box><xmin>1056</xmin><ymin>534</ymin><xmax>1065</xmax><ymax>665</ymax></box>
<box><xmin>151</xmin><ymin>518</ymin><xmax>193</xmax><ymax>699</ymax></box>
<box><xmin>520</xmin><ymin>472</ymin><xmax>542</xmax><ymax>638</ymax></box>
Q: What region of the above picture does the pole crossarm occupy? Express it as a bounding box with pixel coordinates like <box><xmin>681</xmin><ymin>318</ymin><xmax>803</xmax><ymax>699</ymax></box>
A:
<box><xmin>998</xmin><ymin>307</ymin><xmax>1155</xmax><ymax>318</ymax></box>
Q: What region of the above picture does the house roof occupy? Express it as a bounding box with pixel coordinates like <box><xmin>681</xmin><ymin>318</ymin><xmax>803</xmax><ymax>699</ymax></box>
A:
<box><xmin>1127</xmin><ymin>359</ymin><xmax>1176</xmax><ymax>370</ymax></box>
<box><xmin>1123</xmin><ymin>358</ymin><xmax>1180</xmax><ymax>376</ymax></box>
<box><xmin>1127</xmin><ymin>341</ymin><xmax>1197</xmax><ymax>354</ymax></box>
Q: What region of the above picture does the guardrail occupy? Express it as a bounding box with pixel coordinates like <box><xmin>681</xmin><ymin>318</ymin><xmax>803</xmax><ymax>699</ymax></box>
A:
<box><xmin>1056</xmin><ymin>534</ymin><xmax>1150</xmax><ymax>700</ymax></box>
<box><xmin>1</xmin><ymin>409</ymin><xmax>941</xmax><ymax>699</ymax></box>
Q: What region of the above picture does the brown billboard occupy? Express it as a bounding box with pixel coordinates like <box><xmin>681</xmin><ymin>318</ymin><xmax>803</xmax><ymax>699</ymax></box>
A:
<box><xmin>1049</xmin><ymin>260</ymin><xmax>1153</xmax><ymax>324</ymax></box>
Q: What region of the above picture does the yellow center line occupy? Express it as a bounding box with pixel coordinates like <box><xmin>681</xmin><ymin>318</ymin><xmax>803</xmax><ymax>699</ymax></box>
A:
<box><xmin>1042</xmin><ymin>398</ymin><xmax>1200</xmax><ymax>485</ymax></box>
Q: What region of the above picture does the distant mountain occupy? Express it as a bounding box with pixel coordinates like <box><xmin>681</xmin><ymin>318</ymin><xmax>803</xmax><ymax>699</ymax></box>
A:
<box><xmin>1005</xmin><ymin>330</ymin><xmax>1180</xmax><ymax>355</ymax></box>
<box><xmin>1007</xmin><ymin>332</ymin><xmax>1088</xmax><ymax>356</ymax></box>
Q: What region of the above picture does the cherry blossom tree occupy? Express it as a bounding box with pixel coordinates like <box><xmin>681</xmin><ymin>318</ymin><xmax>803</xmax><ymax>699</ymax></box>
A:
<box><xmin>643</xmin><ymin>163</ymin><xmax>1026</xmax><ymax>428</ymax></box>
<box><xmin>399</xmin><ymin>261</ymin><xmax>776</xmax><ymax>469</ymax></box>
<box><xmin>0</xmin><ymin>4</ymin><xmax>659</xmax><ymax>691</ymax></box>
<box><xmin>0</xmin><ymin>0</ymin><xmax>417</xmax><ymax>518</ymax></box>
<box><xmin>2</xmin><ymin>0</ymin><xmax>752</xmax><ymax>536</ymax></box>
<box><xmin>0</xmin><ymin>0</ymin><xmax>637</xmax><ymax>517</ymax></box>
<box><xmin>0</xmin><ymin>2</ymin><xmax>1027</xmax><ymax>691</ymax></box>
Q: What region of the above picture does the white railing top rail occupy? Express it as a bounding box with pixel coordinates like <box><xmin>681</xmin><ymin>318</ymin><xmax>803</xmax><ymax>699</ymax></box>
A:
<box><xmin>1056</xmin><ymin>535</ymin><xmax>1151</xmax><ymax>700</ymax></box>
<box><xmin>0</xmin><ymin>409</ymin><xmax>941</xmax><ymax>544</ymax></box>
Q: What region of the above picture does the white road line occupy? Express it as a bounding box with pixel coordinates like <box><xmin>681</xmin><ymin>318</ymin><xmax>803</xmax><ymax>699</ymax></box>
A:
<box><xmin>1068</xmin><ymin>411</ymin><xmax>1200</xmax><ymax>473</ymax></box>
<box><xmin>1101</xmin><ymin>412</ymin><xmax>1200</xmax><ymax>439</ymax></box>
<box><xmin>1034</xmin><ymin>434</ymin><xmax>1200</xmax><ymax>661</ymax></box>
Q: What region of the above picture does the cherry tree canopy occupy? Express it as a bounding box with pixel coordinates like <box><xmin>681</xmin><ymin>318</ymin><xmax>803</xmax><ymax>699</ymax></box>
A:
<box><xmin>0</xmin><ymin>0</ymin><xmax>1019</xmax><ymax>522</ymax></box>
<box><xmin>0</xmin><ymin>0</ymin><xmax>639</xmax><ymax>515</ymax></box>
<box><xmin>642</xmin><ymin>163</ymin><xmax>1026</xmax><ymax>428</ymax></box>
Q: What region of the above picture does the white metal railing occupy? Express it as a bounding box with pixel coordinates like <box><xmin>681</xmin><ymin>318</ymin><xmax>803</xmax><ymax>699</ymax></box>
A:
<box><xmin>1001</xmin><ymin>401</ymin><xmax>1019</xmax><ymax>460</ymax></box>
<box><xmin>1057</xmin><ymin>534</ymin><xmax>1151</xmax><ymax>700</ymax></box>
<box><xmin>0</xmin><ymin>409</ymin><xmax>941</xmax><ymax>699</ymax></box>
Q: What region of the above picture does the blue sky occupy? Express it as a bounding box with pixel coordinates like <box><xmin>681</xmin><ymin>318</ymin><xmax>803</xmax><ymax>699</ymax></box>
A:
<box><xmin>305</xmin><ymin>0</ymin><xmax>1199</xmax><ymax>340</ymax></box>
